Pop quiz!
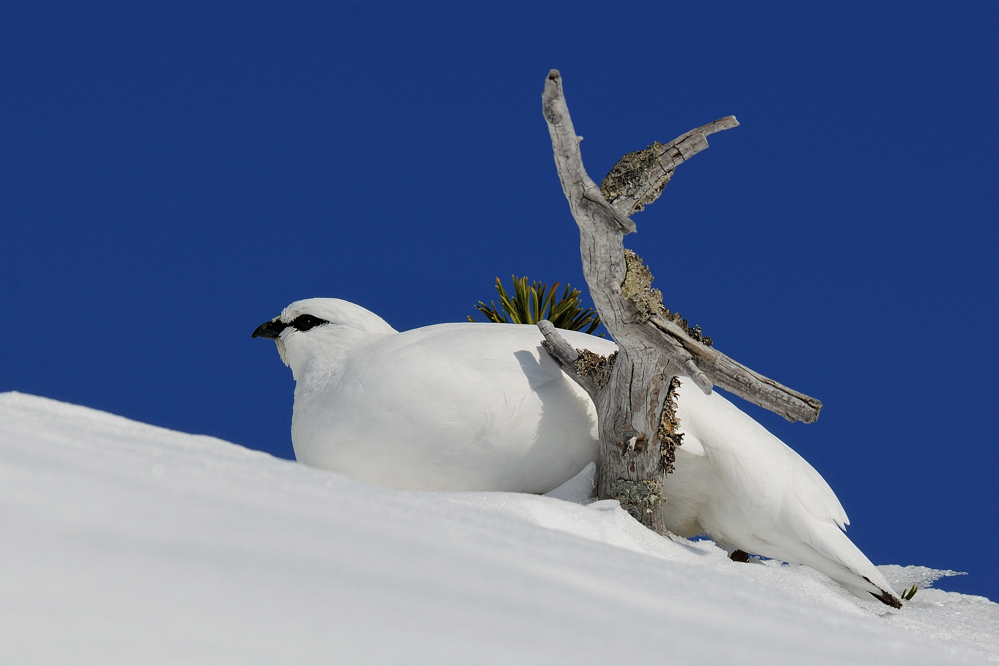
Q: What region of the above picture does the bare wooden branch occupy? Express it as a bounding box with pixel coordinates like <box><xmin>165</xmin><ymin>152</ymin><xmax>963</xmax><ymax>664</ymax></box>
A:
<box><xmin>648</xmin><ymin>315</ymin><xmax>821</xmax><ymax>423</ymax></box>
<box><xmin>539</xmin><ymin>69</ymin><xmax>823</xmax><ymax>532</ymax></box>
<box><xmin>537</xmin><ymin>320</ymin><xmax>600</xmax><ymax>399</ymax></box>
<box><xmin>602</xmin><ymin>116</ymin><xmax>740</xmax><ymax>216</ymax></box>
<box><xmin>658</xmin><ymin>116</ymin><xmax>740</xmax><ymax>169</ymax></box>
<box><xmin>711</xmin><ymin>355</ymin><xmax>823</xmax><ymax>424</ymax></box>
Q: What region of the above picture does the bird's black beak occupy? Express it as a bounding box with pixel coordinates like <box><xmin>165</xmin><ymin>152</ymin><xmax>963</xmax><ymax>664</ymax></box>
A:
<box><xmin>252</xmin><ymin>318</ymin><xmax>288</xmax><ymax>340</ymax></box>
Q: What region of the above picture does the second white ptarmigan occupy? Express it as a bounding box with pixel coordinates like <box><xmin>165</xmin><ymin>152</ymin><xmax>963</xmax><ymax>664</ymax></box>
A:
<box><xmin>253</xmin><ymin>297</ymin><xmax>901</xmax><ymax>608</ymax></box>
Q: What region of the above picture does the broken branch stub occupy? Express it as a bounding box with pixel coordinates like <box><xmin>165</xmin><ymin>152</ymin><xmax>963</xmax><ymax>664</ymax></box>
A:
<box><xmin>539</xmin><ymin>69</ymin><xmax>822</xmax><ymax>534</ymax></box>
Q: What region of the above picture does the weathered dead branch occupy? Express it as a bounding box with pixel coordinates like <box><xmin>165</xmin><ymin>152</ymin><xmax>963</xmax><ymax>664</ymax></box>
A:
<box><xmin>539</xmin><ymin>69</ymin><xmax>821</xmax><ymax>532</ymax></box>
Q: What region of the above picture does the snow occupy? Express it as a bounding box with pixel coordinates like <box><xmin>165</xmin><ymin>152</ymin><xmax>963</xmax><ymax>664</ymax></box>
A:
<box><xmin>1</xmin><ymin>391</ymin><xmax>996</xmax><ymax>665</ymax></box>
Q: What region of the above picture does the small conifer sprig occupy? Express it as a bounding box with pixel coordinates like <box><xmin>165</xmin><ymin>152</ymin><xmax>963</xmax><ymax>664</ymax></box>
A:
<box><xmin>470</xmin><ymin>276</ymin><xmax>602</xmax><ymax>335</ymax></box>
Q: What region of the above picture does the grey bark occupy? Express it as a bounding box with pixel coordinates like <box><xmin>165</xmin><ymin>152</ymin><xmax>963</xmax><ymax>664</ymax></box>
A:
<box><xmin>539</xmin><ymin>69</ymin><xmax>821</xmax><ymax>532</ymax></box>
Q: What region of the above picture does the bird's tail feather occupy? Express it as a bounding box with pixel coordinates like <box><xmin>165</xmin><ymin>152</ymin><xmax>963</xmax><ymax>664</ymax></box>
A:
<box><xmin>864</xmin><ymin>576</ymin><xmax>903</xmax><ymax>609</ymax></box>
<box><xmin>798</xmin><ymin>521</ymin><xmax>902</xmax><ymax>608</ymax></box>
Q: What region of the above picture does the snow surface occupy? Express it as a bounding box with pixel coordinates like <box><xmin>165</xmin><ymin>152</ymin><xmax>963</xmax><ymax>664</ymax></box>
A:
<box><xmin>1</xmin><ymin>391</ymin><xmax>996</xmax><ymax>665</ymax></box>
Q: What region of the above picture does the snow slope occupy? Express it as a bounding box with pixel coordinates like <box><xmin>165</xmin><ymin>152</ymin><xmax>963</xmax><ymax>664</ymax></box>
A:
<box><xmin>1</xmin><ymin>392</ymin><xmax>996</xmax><ymax>665</ymax></box>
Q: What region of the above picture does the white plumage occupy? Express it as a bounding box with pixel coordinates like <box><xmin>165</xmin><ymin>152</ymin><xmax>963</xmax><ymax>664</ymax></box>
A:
<box><xmin>254</xmin><ymin>297</ymin><xmax>900</xmax><ymax>607</ymax></box>
<box><xmin>666</xmin><ymin>383</ymin><xmax>901</xmax><ymax>606</ymax></box>
<box><xmin>255</xmin><ymin>298</ymin><xmax>602</xmax><ymax>493</ymax></box>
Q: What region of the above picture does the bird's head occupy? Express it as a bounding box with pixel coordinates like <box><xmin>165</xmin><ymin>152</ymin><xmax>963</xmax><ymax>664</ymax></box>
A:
<box><xmin>252</xmin><ymin>298</ymin><xmax>397</xmax><ymax>381</ymax></box>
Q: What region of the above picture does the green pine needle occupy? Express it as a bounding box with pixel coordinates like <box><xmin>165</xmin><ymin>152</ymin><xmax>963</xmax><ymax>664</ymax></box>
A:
<box><xmin>901</xmin><ymin>584</ymin><xmax>919</xmax><ymax>601</ymax></box>
<box><xmin>469</xmin><ymin>276</ymin><xmax>602</xmax><ymax>335</ymax></box>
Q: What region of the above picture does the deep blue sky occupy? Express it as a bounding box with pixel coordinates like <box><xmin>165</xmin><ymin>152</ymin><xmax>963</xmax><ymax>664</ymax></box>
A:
<box><xmin>3</xmin><ymin>2</ymin><xmax>997</xmax><ymax>600</ymax></box>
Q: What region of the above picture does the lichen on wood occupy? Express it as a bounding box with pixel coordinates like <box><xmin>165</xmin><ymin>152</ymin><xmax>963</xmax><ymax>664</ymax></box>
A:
<box><xmin>657</xmin><ymin>377</ymin><xmax>684</xmax><ymax>474</ymax></box>
<box><xmin>601</xmin><ymin>142</ymin><xmax>671</xmax><ymax>214</ymax></box>
<box><xmin>621</xmin><ymin>249</ymin><xmax>666</xmax><ymax>322</ymax></box>
<box><xmin>611</xmin><ymin>479</ymin><xmax>666</xmax><ymax>518</ymax></box>
<box><xmin>574</xmin><ymin>350</ymin><xmax>617</xmax><ymax>391</ymax></box>
<box><xmin>622</xmin><ymin>249</ymin><xmax>713</xmax><ymax>345</ymax></box>
<box><xmin>661</xmin><ymin>310</ymin><xmax>713</xmax><ymax>347</ymax></box>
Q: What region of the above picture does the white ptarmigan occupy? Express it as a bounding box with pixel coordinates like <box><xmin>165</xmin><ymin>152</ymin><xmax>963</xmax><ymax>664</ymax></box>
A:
<box><xmin>253</xmin><ymin>297</ymin><xmax>901</xmax><ymax>608</ymax></box>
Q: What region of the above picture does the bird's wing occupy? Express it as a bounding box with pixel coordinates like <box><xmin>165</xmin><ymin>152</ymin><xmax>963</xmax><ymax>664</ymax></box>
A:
<box><xmin>342</xmin><ymin>325</ymin><xmax>538</xmax><ymax>443</ymax></box>
<box><xmin>333</xmin><ymin>323</ymin><xmax>605</xmax><ymax>491</ymax></box>
<box><xmin>676</xmin><ymin>379</ymin><xmax>850</xmax><ymax>530</ymax></box>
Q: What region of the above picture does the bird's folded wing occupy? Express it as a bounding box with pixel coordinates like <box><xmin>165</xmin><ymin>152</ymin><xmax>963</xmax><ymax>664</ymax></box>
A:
<box><xmin>677</xmin><ymin>380</ymin><xmax>850</xmax><ymax>530</ymax></box>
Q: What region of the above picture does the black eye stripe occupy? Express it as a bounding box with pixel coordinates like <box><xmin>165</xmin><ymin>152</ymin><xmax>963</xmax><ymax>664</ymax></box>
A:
<box><xmin>289</xmin><ymin>314</ymin><xmax>329</xmax><ymax>332</ymax></box>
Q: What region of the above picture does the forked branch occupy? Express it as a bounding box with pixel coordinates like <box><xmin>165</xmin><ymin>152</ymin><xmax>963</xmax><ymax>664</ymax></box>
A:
<box><xmin>539</xmin><ymin>69</ymin><xmax>821</xmax><ymax>531</ymax></box>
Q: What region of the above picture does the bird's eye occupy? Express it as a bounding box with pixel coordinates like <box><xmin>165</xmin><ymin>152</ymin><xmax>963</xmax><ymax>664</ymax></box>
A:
<box><xmin>290</xmin><ymin>314</ymin><xmax>329</xmax><ymax>332</ymax></box>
